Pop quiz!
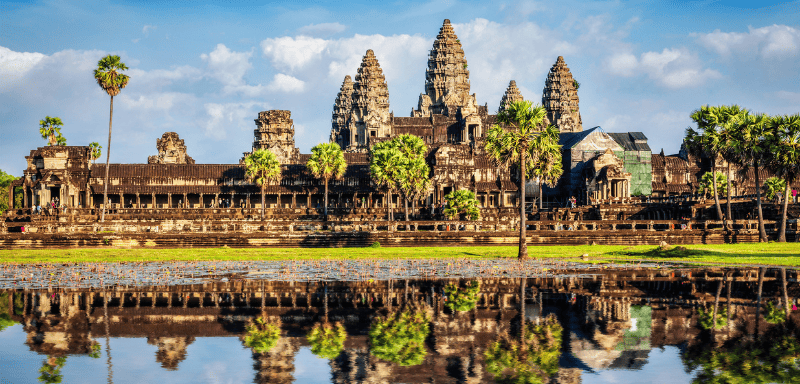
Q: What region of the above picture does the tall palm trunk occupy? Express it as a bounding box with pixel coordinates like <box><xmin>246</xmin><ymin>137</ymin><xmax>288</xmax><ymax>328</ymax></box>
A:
<box><xmin>755</xmin><ymin>267</ymin><xmax>765</xmax><ymax>336</ymax></box>
<box><xmin>100</xmin><ymin>95</ymin><xmax>114</xmax><ymax>222</ymax></box>
<box><xmin>712</xmin><ymin>279</ymin><xmax>723</xmax><ymax>332</ymax></box>
<box><xmin>726</xmin><ymin>163</ymin><xmax>733</xmax><ymax>230</ymax></box>
<box><xmin>778</xmin><ymin>182</ymin><xmax>790</xmax><ymax>242</ymax></box>
<box><xmin>387</xmin><ymin>189</ymin><xmax>393</xmax><ymax>221</ymax></box>
<box><xmin>403</xmin><ymin>193</ymin><xmax>409</xmax><ymax>222</ymax></box>
<box><xmin>538</xmin><ymin>181</ymin><xmax>543</xmax><ymax>211</ymax></box>
<box><xmin>324</xmin><ymin>178</ymin><xmax>329</xmax><ymax>220</ymax></box>
<box><xmin>753</xmin><ymin>161</ymin><xmax>768</xmax><ymax>242</ymax></box>
<box><xmin>520</xmin><ymin>278</ymin><xmax>526</xmax><ymax>348</ymax></box>
<box><xmin>260</xmin><ymin>185</ymin><xmax>265</xmax><ymax>220</ymax></box>
<box><xmin>519</xmin><ymin>159</ymin><xmax>528</xmax><ymax>259</ymax></box>
<box><xmin>781</xmin><ymin>268</ymin><xmax>790</xmax><ymax>319</ymax></box>
<box><xmin>711</xmin><ymin>165</ymin><xmax>724</xmax><ymax>224</ymax></box>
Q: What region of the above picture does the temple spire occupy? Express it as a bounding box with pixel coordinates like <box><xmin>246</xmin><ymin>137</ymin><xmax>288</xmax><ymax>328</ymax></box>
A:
<box><xmin>347</xmin><ymin>49</ymin><xmax>391</xmax><ymax>152</ymax></box>
<box><xmin>413</xmin><ymin>19</ymin><xmax>471</xmax><ymax>117</ymax></box>
<box><xmin>331</xmin><ymin>75</ymin><xmax>354</xmax><ymax>148</ymax></box>
<box><xmin>542</xmin><ymin>56</ymin><xmax>582</xmax><ymax>132</ymax></box>
<box><xmin>499</xmin><ymin>80</ymin><xmax>524</xmax><ymax>113</ymax></box>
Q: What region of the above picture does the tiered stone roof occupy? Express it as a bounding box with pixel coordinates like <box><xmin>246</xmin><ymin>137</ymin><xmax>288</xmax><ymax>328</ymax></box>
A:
<box><xmin>243</xmin><ymin>110</ymin><xmax>300</xmax><ymax>164</ymax></box>
<box><xmin>330</xmin><ymin>75</ymin><xmax>354</xmax><ymax>147</ymax></box>
<box><xmin>414</xmin><ymin>19</ymin><xmax>471</xmax><ymax>117</ymax></box>
<box><xmin>347</xmin><ymin>49</ymin><xmax>392</xmax><ymax>152</ymax></box>
<box><xmin>542</xmin><ymin>56</ymin><xmax>582</xmax><ymax>132</ymax></box>
<box><xmin>498</xmin><ymin>80</ymin><xmax>524</xmax><ymax>112</ymax></box>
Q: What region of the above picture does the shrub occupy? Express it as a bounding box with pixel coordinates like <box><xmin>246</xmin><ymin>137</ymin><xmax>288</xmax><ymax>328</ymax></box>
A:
<box><xmin>444</xmin><ymin>280</ymin><xmax>481</xmax><ymax>312</ymax></box>
<box><xmin>369</xmin><ymin>308</ymin><xmax>430</xmax><ymax>366</ymax></box>
<box><xmin>243</xmin><ymin>317</ymin><xmax>281</xmax><ymax>353</ymax></box>
<box><xmin>307</xmin><ymin>322</ymin><xmax>347</xmax><ymax>359</ymax></box>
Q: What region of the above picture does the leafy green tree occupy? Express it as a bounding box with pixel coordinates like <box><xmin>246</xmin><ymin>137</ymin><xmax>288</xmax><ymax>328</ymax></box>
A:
<box><xmin>307</xmin><ymin>322</ymin><xmax>347</xmax><ymax>359</ymax></box>
<box><xmin>0</xmin><ymin>169</ymin><xmax>20</xmax><ymax>214</ymax></box>
<box><xmin>394</xmin><ymin>134</ymin><xmax>430</xmax><ymax>221</ymax></box>
<box><xmin>38</xmin><ymin>356</ymin><xmax>66</xmax><ymax>384</ymax></box>
<box><xmin>484</xmin><ymin>314</ymin><xmax>563</xmax><ymax>384</ymax></box>
<box><xmin>685</xmin><ymin>106</ymin><xmax>726</xmax><ymax>224</ymax></box>
<box><xmin>39</xmin><ymin>116</ymin><xmax>66</xmax><ymax>146</ymax></box>
<box><xmin>243</xmin><ymin>317</ymin><xmax>281</xmax><ymax>354</ymax></box>
<box><xmin>307</xmin><ymin>142</ymin><xmax>347</xmax><ymax>219</ymax></box>
<box><xmin>443</xmin><ymin>190</ymin><xmax>480</xmax><ymax>221</ymax></box>
<box><xmin>444</xmin><ymin>280</ymin><xmax>480</xmax><ymax>312</ymax></box>
<box><xmin>763</xmin><ymin>176</ymin><xmax>787</xmax><ymax>202</ymax></box>
<box><xmin>369</xmin><ymin>141</ymin><xmax>403</xmax><ymax>221</ymax></box>
<box><xmin>763</xmin><ymin>301</ymin><xmax>787</xmax><ymax>324</ymax></box>
<box><xmin>715</xmin><ymin>105</ymin><xmax>748</xmax><ymax>229</ymax></box>
<box><xmin>529</xmin><ymin>125</ymin><xmax>563</xmax><ymax>210</ymax></box>
<box><xmin>89</xmin><ymin>142</ymin><xmax>102</xmax><ymax>164</ymax></box>
<box><xmin>0</xmin><ymin>292</ymin><xmax>19</xmax><ymax>332</ymax></box>
<box><xmin>369</xmin><ymin>308</ymin><xmax>430</xmax><ymax>366</ymax></box>
<box><xmin>697</xmin><ymin>171</ymin><xmax>728</xmax><ymax>199</ymax></box>
<box><xmin>727</xmin><ymin>110</ymin><xmax>771</xmax><ymax>242</ymax></box>
<box><xmin>698</xmin><ymin>306</ymin><xmax>728</xmax><ymax>330</ymax></box>
<box><xmin>244</xmin><ymin>149</ymin><xmax>282</xmax><ymax>220</ymax></box>
<box><xmin>484</xmin><ymin>100</ymin><xmax>554</xmax><ymax>260</ymax></box>
<box><xmin>766</xmin><ymin>114</ymin><xmax>800</xmax><ymax>242</ymax></box>
<box><xmin>94</xmin><ymin>55</ymin><xmax>130</xmax><ymax>223</ymax></box>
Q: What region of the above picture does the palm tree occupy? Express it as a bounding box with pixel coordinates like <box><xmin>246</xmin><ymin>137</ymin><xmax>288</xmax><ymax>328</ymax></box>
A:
<box><xmin>393</xmin><ymin>134</ymin><xmax>429</xmax><ymax>221</ymax></box>
<box><xmin>729</xmin><ymin>111</ymin><xmax>771</xmax><ymax>242</ymax></box>
<box><xmin>685</xmin><ymin>106</ymin><xmax>725</xmax><ymax>226</ymax></box>
<box><xmin>484</xmin><ymin>100</ymin><xmax>551</xmax><ymax>260</ymax></box>
<box><xmin>697</xmin><ymin>171</ymin><xmax>727</xmax><ymax>199</ymax></box>
<box><xmin>94</xmin><ymin>55</ymin><xmax>130</xmax><ymax>223</ymax></box>
<box><xmin>766</xmin><ymin>114</ymin><xmax>800</xmax><ymax>242</ymax></box>
<box><xmin>39</xmin><ymin>116</ymin><xmax>66</xmax><ymax>146</ymax></box>
<box><xmin>716</xmin><ymin>105</ymin><xmax>747</xmax><ymax>229</ymax></box>
<box><xmin>307</xmin><ymin>142</ymin><xmax>347</xmax><ymax>220</ymax></box>
<box><xmin>529</xmin><ymin>125</ymin><xmax>563</xmax><ymax>210</ymax></box>
<box><xmin>244</xmin><ymin>149</ymin><xmax>282</xmax><ymax>220</ymax></box>
<box><xmin>89</xmin><ymin>142</ymin><xmax>102</xmax><ymax>165</ymax></box>
<box><xmin>369</xmin><ymin>141</ymin><xmax>403</xmax><ymax>221</ymax></box>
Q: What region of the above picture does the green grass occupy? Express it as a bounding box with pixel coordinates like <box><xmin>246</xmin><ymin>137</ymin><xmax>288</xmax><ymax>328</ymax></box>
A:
<box><xmin>0</xmin><ymin>243</ymin><xmax>798</xmax><ymax>266</ymax></box>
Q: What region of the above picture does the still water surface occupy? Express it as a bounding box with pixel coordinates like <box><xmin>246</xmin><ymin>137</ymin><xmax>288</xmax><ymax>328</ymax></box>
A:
<box><xmin>0</xmin><ymin>263</ymin><xmax>797</xmax><ymax>383</ymax></box>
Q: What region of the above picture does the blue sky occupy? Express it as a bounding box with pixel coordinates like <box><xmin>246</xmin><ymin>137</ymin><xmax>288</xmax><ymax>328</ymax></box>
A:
<box><xmin>1</xmin><ymin>0</ymin><xmax>799</xmax><ymax>175</ymax></box>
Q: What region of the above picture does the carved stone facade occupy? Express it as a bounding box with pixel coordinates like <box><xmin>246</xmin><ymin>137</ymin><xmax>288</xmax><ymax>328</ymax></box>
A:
<box><xmin>330</xmin><ymin>75</ymin><xmax>354</xmax><ymax>148</ymax></box>
<box><xmin>244</xmin><ymin>110</ymin><xmax>300</xmax><ymax>164</ymax></box>
<box><xmin>413</xmin><ymin>19</ymin><xmax>475</xmax><ymax>118</ymax></box>
<box><xmin>543</xmin><ymin>56</ymin><xmax>582</xmax><ymax>132</ymax></box>
<box><xmin>498</xmin><ymin>80</ymin><xmax>524</xmax><ymax>112</ymax></box>
<box><xmin>148</xmin><ymin>132</ymin><xmax>195</xmax><ymax>165</ymax></box>
<box><xmin>344</xmin><ymin>50</ymin><xmax>392</xmax><ymax>153</ymax></box>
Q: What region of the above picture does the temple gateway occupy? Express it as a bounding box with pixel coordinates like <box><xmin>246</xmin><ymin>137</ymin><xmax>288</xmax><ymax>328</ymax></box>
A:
<box><xmin>4</xmin><ymin>20</ymin><xmax>790</xmax><ymax>226</ymax></box>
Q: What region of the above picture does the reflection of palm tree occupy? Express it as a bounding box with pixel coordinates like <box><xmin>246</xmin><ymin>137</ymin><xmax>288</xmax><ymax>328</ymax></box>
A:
<box><xmin>307</xmin><ymin>322</ymin><xmax>347</xmax><ymax>360</ymax></box>
<box><xmin>104</xmin><ymin>292</ymin><xmax>113</xmax><ymax>384</ymax></box>
<box><xmin>485</xmin><ymin>314</ymin><xmax>563</xmax><ymax>383</ymax></box>
<box><xmin>444</xmin><ymin>280</ymin><xmax>481</xmax><ymax>312</ymax></box>
<box><xmin>369</xmin><ymin>307</ymin><xmax>430</xmax><ymax>366</ymax></box>
<box><xmin>38</xmin><ymin>356</ymin><xmax>66</xmax><ymax>384</ymax></box>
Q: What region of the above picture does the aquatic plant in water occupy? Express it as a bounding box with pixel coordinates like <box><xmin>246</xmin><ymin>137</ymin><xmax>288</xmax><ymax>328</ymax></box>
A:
<box><xmin>485</xmin><ymin>314</ymin><xmax>563</xmax><ymax>383</ymax></box>
<box><xmin>369</xmin><ymin>308</ymin><xmax>430</xmax><ymax>366</ymax></box>
<box><xmin>698</xmin><ymin>306</ymin><xmax>728</xmax><ymax>330</ymax></box>
<box><xmin>307</xmin><ymin>322</ymin><xmax>347</xmax><ymax>359</ymax></box>
<box><xmin>444</xmin><ymin>280</ymin><xmax>480</xmax><ymax>312</ymax></box>
<box><xmin>243</xmin><ymin>317</ymin><xmax>281</xmax><ymax>353</ymax></box>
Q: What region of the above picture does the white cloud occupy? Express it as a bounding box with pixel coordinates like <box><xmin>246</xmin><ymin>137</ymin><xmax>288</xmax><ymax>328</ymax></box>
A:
<box><xmin>261</xmin><ymin>36</ymin><xmax>329</xmax><ymax>72</ymax></box>
<box><xmin>118</xmin><ymin>92</ymin><xmax>195</xmax><ymax>112</ymax></box>
<box><xmin>126</xmin><ymin>65</ymin><xmax>202</xmax><ymax>90</ymax></box>
<box><xmin>697</xmin><ymin>24</ymin><xmax>800</xmax><ymax>58</ymax></box>
<box><xmin>267</xmin><ymin>74</ymin><xmax>305</xmax><ymax>93</ymax></box>
<box><xmin>297</xmin><ymin>22</ymin><xmax>347</xmax><ymax>37</ymax></box>
<box><xmin>202</xmin><ymin>102</ymin><xmax>267</xmax><ymax>140</ymax></box>
<box><xmin>142</xmin><ymin>25</ymin><xmax>157</xmax><ymax>36</ymax></box>
<box><xmin>606</xmin><ymin>48</ymin><xmax>721</xmax><ymax>88</ymax></box>
<box><xmin>0</xmin><ymin>46</ymin><xmax>47</xmax><ymax>89</ymax></box>
<box><xmin>200</xmin><ymin>44</ymin><xmax>265</xmax><ymax>96</ymax></box>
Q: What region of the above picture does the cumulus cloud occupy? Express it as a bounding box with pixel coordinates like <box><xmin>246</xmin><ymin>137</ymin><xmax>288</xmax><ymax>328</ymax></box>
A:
<box><xmin>261</xmin><ymin>36</ymin><xmax>329</xmax><ymax>72</ymax></box>
<box><xmin>267</xmin><ymin>74</ymin><xmax>305</xmax><ymax>93</ymax></box>
<box><xmin>606</xmin><ymin>48</ymin><xmax>721</xmax><ymax>88</ymax></box>
<box><xmin>202</xmin><ymin>102</ymin><xmax>267</xmax><ymax>140</ymax></box>
<box><xmin>297</xmin><ymin>22</ymin><xmax>347</xmax><ymax>37</ymax></box>
<box><xmin>697</xmin><ymin>25</ymin><xmax>800</xmax><ymax>58</ymax></box>
<box><xmin>201</xmin><ymin>44</ymin><xmax>257</xmax><ymax>94</ymax></box>
<box><xmin>0</xmin><ymin>46</ymin><xmax>46</xmax><ymax>88</ymax></box>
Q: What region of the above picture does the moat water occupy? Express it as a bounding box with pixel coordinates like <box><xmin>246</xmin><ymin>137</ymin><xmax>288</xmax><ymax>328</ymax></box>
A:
<box><xmin>0</xmin><ymin>262</ymin><xmax>798</xmax><ymax>383</ymax></box>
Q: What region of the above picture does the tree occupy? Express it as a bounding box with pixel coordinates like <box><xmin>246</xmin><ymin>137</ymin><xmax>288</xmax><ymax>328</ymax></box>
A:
<box><xmin>443</xmin><ymin>189</ymin><xmax>480</xmax><ymax>221</ymax></box>
<box><xmin>529</xmin><ymin>125</ymin><xmax>563</xmax><ymax>210</ymax></box>
<box><xmin>728</xmin><ymin>111</ymin><xmax>771</xmax><ymax>242</ymax></box>
<box><xmin>697</xmin><ymin>171</ymin><xmax>728</xmax><ymax>199</ymax></box>
<box><xmin>685</xmin><ymin>106</ymin><xmax>725</xmax><ymax>226</ymax></box>
<box><xmin>716</xmin><ymin>105</ymin><xmax>747</xmax><ymax>229</ymax></box>
<box><xmin>484</xmin><ymin>100</ymin><xmax>553</xmax><ymax>260</ymax></box>
<box><xmin>766</xmin><ymin>114</ymin><xmax>800</xmax><ymax>242</ymax></box>
<box><xmin>307</xmin><ymin>142</ymin><xmax>347</xmax><ymax>220</ymax></box>
<box><xmin>243</xmin><ymin>316</ymin><xmax>281</xmax><ymax>354</ymax></box>
<box><xmin>0</xmin><ymin>170</ymin><xmax>20</xmax><ymax>214</ymax></box>
<box><xmin>369</xmin><ymin>308</ymin><xmax>430</xmax><ymax>366</ymax></box>
<box><xmin>39</xmin><ymin>116</ymin><xmax>66</xmax><ymax>146</ymax></box>
<box><xmin>369</xmin><ymin>141</ymin><xmax>403</xmax><ymax>221</ymax></box>
<box><xmin>307</xmin><ymin>322</ymin><xmax>347</xmax><ymax>359</ymax></box>
<box><xmin>94</xmin><ymin>55</ymin><xmax>130</xmax><ymax>223</ymax></box>
<box><xmin>484</xmin><ymin>314</ymin><xmax>563</xmax><ymax>384</ymax></box>
<box><xmin>443</xmin><ymin>280</ymin><xmax>481</xmax><ymax>312</ymax></box>
<box><xmin>393</xmin><ymin>134</ymin><xmax>430</xmax><ymax>221</ymax></box>
<box><xmin>244</xmin><ymin>149</ymin><xmax>282</xmax><ymax>220</ymax></box>
<box><xmin>89</xmin><ymin>142</ymin><xmax>102</xmax><ymax>164</ymax></box>
<box><xmin>763</xmin><ymin>176</ymin><xmax>787</xmax><ymax>203</ymax></box>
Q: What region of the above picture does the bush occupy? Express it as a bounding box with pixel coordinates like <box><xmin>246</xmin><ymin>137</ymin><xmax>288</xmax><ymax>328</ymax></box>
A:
<box><xmin>485</xmin><ymin>314</ymin><xmax>563</xmax><ymax>383</ymax></box>
<box><xmin>243</xmin><ymin>317</ymin><xmax>281</xmax><ymax>353</ymax></box>
<box><xmin>369</xmin><ymin>308</ymin><xmax>430</xmax><ymax>366</ymax></box>
<box><xmin>444</xmin><ymin>280</ymin><xmax>480</xmax><ymax>312</ymax></box>
<box><xmin>370</xmin><ymin>241</ymin><xmax>381</xmax><ymax>248</ymax></box>
<box><xmin>698</xmin><ymin>306</ymin><xmax>728</xmax><ymax>330</ymax></box>
<box><xmin>444</xmin><ymin>190</ymin><xmax>480</xmax><ymax>221</ymax></box>
<box><xmin>307</xmin><ymin>323</ymin><xmax>347</xmax><ymax>359</ymax></box>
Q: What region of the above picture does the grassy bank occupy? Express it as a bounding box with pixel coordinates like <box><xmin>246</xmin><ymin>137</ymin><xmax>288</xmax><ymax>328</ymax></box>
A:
<box><xmin>0</xmin><ymin>243</ymin><xmax>799</xmax><ymax>266</ymax></box>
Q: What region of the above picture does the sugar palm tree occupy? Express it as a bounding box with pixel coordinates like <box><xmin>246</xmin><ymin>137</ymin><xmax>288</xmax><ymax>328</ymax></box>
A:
<box><xmin>529</xmin><ymin>125</ymin><xmax>563</xmax><ymax>210</ymax></box>
<box><xmin>685</xmin><ymin>106</ymin><xmax>725</xmax><ymax>226</ymax></box>
<box><xmin>89</xmin><ymin>142</ymin><xmax>102</xmax><ymax>165</ymax></box>
<box><xmin>244</xmin><ymin>149</ymin><xmax>282</xmax><ymax>220</ymax></box>
<box><xmin>715</xmin><ymin>105</ymin><xmax>747</xmax><ymax>229</ymax></box>
<box><xmin>766</xmin><ymin>114</ymin><xmax>800</xmax><ymax>242</ymax></box>
<box><xmin>484</xmin><ymin>100</ymin><xmax>551</xmax><ymax>260</ymax></box>
<box><xmin>307</xmin><ymin>142</ymin><xmax>347</xmax><ymax>220</ymax></box>
<box><xmin>728</xmin><ymin>110</ymin><xmax>771</xmax><ymax>242</ymax></box>
<box><xmin>393</xmin><ymin>134</ymin><xmax>429</xmax><ymax>221</ymax></box>
<box><xmin>369</xmin><ymin>142</ymin><xmax>403</xmax><ymax>221</ymax></box>
<box><xmin>94</xmin><ymin>55</ymin><xmax>130</xmax><ymax>222</ymax></box>
<box><xmin>39</xmin><ymin>116</ymin><xmax>66</xmax><ymax>146</ymax></box>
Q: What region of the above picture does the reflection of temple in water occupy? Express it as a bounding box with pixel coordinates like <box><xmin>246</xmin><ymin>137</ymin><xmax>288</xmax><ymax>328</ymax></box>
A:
<box><xmin>3</xmin><ymin>268</ymin><xmax>798</xmax><ymax>383</ymax></box>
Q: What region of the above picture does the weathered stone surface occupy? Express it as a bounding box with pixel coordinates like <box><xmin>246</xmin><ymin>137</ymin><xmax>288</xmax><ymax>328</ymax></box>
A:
<box><xmin>330</xmin><ymin>75</ymin><xmax>354</xmax><ymax>149</ymax></box>
<box><xmin>148</xmin><ymin>132</ymin><xmax>194</xmax><ymax>165</ymax></box>
<box><xmin>543</xmin><ymin>56</ymin><xmax>582</xmax><ymax>132</ymax></box>
<box><xmin>243</xmin><ymin>110</ymin><xmax>300</xmax><ymax>164</ymax></box>
<box><xmin>345</xmin><ymin>49</ymin><xmax>392</xmax><ymax>153</ymax></box>
<box><xmin>498</xmin><ymin>80</ymin><xmax>523</xmax><ymax>113</ymax></box>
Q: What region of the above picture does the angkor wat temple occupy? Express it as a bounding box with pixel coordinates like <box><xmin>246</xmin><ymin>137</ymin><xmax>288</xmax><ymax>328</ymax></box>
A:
<box><xmin>4</xmin><ymin>20</ymin><xmax>798</xmax><ymax>232</ymax></box>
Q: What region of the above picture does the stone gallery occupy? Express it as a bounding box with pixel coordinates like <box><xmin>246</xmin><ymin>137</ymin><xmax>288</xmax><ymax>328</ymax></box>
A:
<box><xmin>3</xmin><ymin>20</ymin><xmax>791</xmax><ymax>231</ymax></box>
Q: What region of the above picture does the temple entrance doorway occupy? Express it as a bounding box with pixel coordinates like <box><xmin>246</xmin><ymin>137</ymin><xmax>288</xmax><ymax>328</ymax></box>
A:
<box><xmin>48</xmin><ymin>186</ymin><xmax>61</xmax><ymax>206</ymax></box>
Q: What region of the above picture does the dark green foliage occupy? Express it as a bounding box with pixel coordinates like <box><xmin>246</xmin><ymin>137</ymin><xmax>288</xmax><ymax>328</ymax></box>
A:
<box><xmin>370</xmin><ymin>241</ymin><xmax>381</xmax><ymax>248</ymax></box>
<box><xmin>444</xmin><ymin>280</ymin><xmax>480</xmax><ymax>312</ymax></box>
<box><xmin>698</xmin><ymin>306</ymin><xmax>728</xmax><ymax>330</ymax></box>
<box><xmin>698</xmin><ymin>172</ymin><xmax>728</xmax><ymax>198</ymax></box>
<box><xmin>307</xmin><ymin>323</ymin><xmax>347</xmax><ymax>359</ymax></box>
<box><xmin>485</xmin><ymin>314</ymin><xmax>563</xmax><ymax>383</ymax></box>
<box><xmin>243</xmin><ymin>317</ymin><xmax>281</xmax><ymax>353</ymax></box>
<box><xmin>88</xmin><ymin>343</ymin><xmax>102</xmax><ymax>359</ymax></box>
<box><xmin>764</xmin><ymin>301</ymin><xmax>787</xmax><ymax>324</ymax></box>
<box><xmin>443</xmin><ymin>190</ymin><xmax>480</xmax><ymax>221</ymax></box>
<box><xmin>0</xmin><ymin>169</ymin><xmax>20</xmax><ymax>214</ymax></box>
<box><xmin>0</xmin><ymin>292</ymin><xmax>18</xmax><ymax>332</ymax></box>
<box><xmin>369</xmin><ymin>308</ymin><xmax>430</xmax><ymax>366</ymax></box>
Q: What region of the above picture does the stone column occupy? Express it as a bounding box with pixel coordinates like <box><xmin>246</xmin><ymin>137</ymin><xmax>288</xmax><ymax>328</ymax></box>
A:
<box><xmin>7</xmin><ymin>184</ymin><xmax>14</xmax><ymax>211</ymax></box>
<box><xmin>214</xmin><ymin>193</ymin><xmax>219</xmax><ymax>208</ymax></box>
<box><xmin>277</xmin><ymin>193</ymin><xmax>282</xmax><ymax>209</ymax></box>
<box><xmin>183</xmin><ymin>193</ymin><xmax>187</xmax><ymax>208</ymax></box>
<box><xmin>168</xmin><ymin>193</ymin><xmax>172</xmax><ymax>208</ymax></box>
<box><xmin>151</xmin><ymin>193</ymin><xmax>156</xmax><ymax>208</ymax></box>
<box><xmin>368</xmin><ymin>193</ymin><xmax>373</xmax><ymax>208</ymax></box>
<box><xmin>136</xmin><ymin>193</ymin><xmax>141</xmax><ymax>208</ymax></box>
<box><xmin>291</xmin><ymin>193</ymin><xmax>296</xmax><ymax>208</ymax></box>
<box><xmin>199</xmin><ymin>193</ymin><xmax>204</xmax><ymax>208</ymax></box>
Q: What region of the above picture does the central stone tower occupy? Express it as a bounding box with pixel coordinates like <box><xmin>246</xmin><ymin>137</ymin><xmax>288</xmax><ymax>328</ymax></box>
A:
<box><xmin>413</xmin><ymin>19</ymin><xmax>473</xmax><ymax>117</ymax></box>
